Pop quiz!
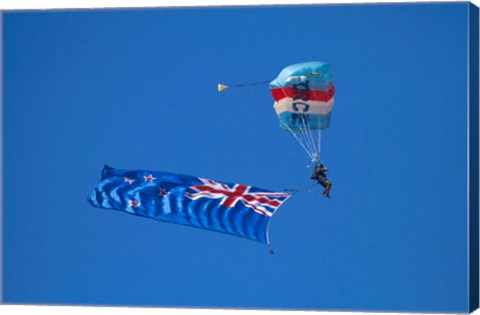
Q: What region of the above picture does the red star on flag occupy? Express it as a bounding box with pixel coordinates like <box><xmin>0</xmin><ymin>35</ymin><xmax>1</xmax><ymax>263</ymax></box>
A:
<box><xmin>159</xmin><ymin>188</ymin><xmax>168</xmax><ymax>196</ymax></box>
<box><xmin>129</xmin><ymin>200</ymin><xmax>140</xmax><ymax>208</ymax></box>
<box><xmin>124</xmin><ymin>177</ymin><xmax>135</xmax><ymax>184</ymax></box>
<box><xmin>144</xmin><ymin>174</ymin><xmax>156</xmax><ymax>182</ymax></box>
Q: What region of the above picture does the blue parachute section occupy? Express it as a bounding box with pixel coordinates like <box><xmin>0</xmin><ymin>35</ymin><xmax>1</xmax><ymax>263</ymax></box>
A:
<box><xmin>276</xmin><ymin>112</ymin><xmax>332</xmax><ymax>131</ymax></box>
<box><xmin>269</xmin><ymin>61</ymin><xmax>335</xmax><ymax>88</ymax></box>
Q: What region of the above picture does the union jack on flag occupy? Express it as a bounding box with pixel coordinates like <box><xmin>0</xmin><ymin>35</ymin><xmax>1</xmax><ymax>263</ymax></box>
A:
<box><xmin>88</xmin><ymin>165</ymin><xmax>291</xmax><ymax>244</ymax></box>
<box><xmin>185</xmin><ymin>178</ymin><xmax>290</xmax><ymax>217</ymax></box>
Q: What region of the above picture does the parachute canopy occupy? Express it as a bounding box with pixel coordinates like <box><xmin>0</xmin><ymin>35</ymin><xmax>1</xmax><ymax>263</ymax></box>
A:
<box><xmin>269</xmin><ymin>61</ymin><xmax>335</xmax><ymax>163</ymax></box>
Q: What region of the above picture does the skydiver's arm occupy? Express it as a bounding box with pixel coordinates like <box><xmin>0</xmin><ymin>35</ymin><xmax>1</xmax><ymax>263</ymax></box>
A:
<box><xmin>311</xmin><ymin>167</ymin><xmax>322</xmax><ymax>179</ymax></box>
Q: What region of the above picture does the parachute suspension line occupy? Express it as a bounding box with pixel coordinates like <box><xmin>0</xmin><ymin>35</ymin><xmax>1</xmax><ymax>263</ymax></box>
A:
<box><xmin>280</xmin><ymin>121</ymin><xmax>313</xmax><ymax>160</ymax></box>
<box><xmin>296</xmin><ymin>111</ymin><xmax>321</xmax><ymax>165</ymax></box>
<box><xmin>297</xmin><ymin>126</ymin><xmax>315</xmax><ymax>161</ymax></box>
<box><xmin>313</xmin><ymin>128</ymin><xmax>322</xmax><ymax>165</ymax></box>
<box><xmin>282</xmin><ymin>122</ymin><xmax>313</xmax><ymax>160</ymax></box>
<box><xmin>303</xmin><ymin>112</ymin><xmax>318</xmax><ymax>157</ymax></box>
<box><xmin>280</xmin><ymin>111</ymin><xmax>325</xmax><ymax>167</ymax></box>
<box><xmin>295</xmin><ymin>112</ymin><xmax>315</xmax><ymax>157</ymax></box>
<box><xmin>318</xmin><ymin>128</ymin><xmax>321</xmax><ymax>155</ymax></box>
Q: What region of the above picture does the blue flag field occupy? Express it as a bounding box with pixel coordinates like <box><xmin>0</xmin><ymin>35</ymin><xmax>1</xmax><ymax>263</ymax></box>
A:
<box><xmin>88</xmin><ymin>165</ymin><xmax>291</xmax><ymax>244</ymax></box>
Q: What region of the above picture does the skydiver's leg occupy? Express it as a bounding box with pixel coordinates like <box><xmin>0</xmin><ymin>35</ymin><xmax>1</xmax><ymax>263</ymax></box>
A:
<box><xmin>323</xmin><ymin>180</ymin><xmax>332</xmax><ymax>197</ymax></box>
<box><xmin>317</xmin><ymin>177</ymin><xmax>330</xmax><ymax>197</ymax></box>
<box><xmin>317</xmin><ymin>176</ymin><xmax>327</xmax><ymax>187</ymax></box>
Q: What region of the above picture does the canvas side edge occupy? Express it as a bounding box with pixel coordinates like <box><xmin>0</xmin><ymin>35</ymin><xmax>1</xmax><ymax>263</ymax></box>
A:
<box><xmin>468</xmin><ymin>2</ymin><xmax>480</xmax><ymax>313</ymax></box>
<box><xmin>0</xmin><ymin>10</ymin><xmax>4</xmax><ymax>305</ymax></box>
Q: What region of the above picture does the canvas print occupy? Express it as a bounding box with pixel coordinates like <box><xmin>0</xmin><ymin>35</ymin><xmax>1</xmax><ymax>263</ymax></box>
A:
<box><xmin>1</xmin><ymin>2</ymin><xmax>479</xmax><ymax>313</ymax></box>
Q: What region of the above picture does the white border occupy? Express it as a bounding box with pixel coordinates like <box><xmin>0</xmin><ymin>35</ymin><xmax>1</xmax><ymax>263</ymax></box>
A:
<box><xmin>0</xmin><ymin>7</ymin><xmax>3</xmax><ymax>308</ymax></box>
<box><xmin>0</xmin><ymin>0</ymin><xmax>478</xmax><ymax>10</ymax></box>
<box><xmin>0</xmin><ymin>1</ymin><xmax>478</xmax><ymax>315</ymax></box>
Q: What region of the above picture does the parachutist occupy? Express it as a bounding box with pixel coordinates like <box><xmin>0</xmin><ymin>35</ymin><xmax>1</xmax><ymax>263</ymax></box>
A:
<box><xmin>311</xmin><ymin>164</ymin><xmax>332</xmax><ymax>198</ymax></box>
<box><xmin>268</xmin><ymin>248</ymin><xmax>275</xmax><ymax>255</ymax></box>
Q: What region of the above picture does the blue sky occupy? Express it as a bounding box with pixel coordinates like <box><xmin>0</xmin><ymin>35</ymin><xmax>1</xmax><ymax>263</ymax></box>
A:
<box><xmin>2</xmin><ymin>3</ymin><xmax>473</xmax><ymax>312</ymax></box>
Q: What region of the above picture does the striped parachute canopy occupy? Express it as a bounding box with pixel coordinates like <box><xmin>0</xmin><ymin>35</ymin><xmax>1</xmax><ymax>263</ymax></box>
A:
<box><xmin>270</xmin><ymin>61</ymin><xmax>335</xmax><ymax>164</ymax></box>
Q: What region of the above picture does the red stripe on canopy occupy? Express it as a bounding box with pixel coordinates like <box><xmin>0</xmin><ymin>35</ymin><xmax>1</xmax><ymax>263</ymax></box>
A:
<box><xmin>270</xmin><ymin>85</ymin><xmax>335</xmax><ymax>102</ymax></box>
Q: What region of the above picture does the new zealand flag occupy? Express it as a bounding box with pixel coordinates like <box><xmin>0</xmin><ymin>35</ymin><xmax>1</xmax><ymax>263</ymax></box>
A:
<box><xmin>88</xmin><ymin>165</ymin><xmax>291</xmax><ymax>244</ymax></box>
